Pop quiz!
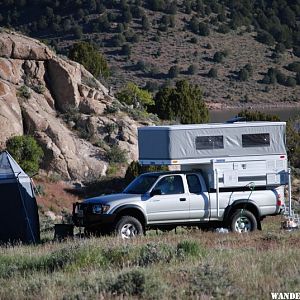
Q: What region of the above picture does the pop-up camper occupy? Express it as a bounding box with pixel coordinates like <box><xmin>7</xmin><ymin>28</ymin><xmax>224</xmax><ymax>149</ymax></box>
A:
<box><xmin>138</xmin><ymin>122</ymin><xmax>288</xmax><ymax>188</ymax></box>
<box><xmin>0</xmin><ymin>151</ymin><xmax>40</xmax><ymax>244</ymax></box>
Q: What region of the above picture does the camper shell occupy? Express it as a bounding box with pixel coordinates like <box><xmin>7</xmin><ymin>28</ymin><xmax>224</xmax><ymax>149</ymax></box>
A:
<box><xmin>138</xmin><ymin>122</ymin><xmax>288</xmax><ymax>188</ymax></box>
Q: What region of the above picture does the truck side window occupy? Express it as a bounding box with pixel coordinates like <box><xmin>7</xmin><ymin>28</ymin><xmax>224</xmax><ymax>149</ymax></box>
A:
<box><xmin>154</xmin><ymin>175</ymin><xmax>184</xmax><ymax>195</ymax></box>
<box><xmin>186</xmin><ymin>175</ymin><xmax>202</xmax><ymax>194</ymax></box>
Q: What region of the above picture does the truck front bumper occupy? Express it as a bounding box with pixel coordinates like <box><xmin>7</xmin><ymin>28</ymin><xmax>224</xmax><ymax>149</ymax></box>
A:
<box><xmin>72</xmin><ymin>202</ymin><xmax>116</xmax><ymax>229</ymax></box>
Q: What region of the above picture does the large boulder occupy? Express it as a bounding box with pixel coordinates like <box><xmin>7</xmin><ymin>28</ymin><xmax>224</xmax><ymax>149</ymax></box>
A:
<box><xmin>0</xmin><ymin>29</ymin><xmax>141</xmax><ymax>180</ymax></box>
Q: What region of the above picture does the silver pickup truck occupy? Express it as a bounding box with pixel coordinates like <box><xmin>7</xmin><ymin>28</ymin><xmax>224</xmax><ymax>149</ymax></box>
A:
<box><xmin>73</xmin><ymin>170</ymin><xmax>284</xmax><ymax>239</ymax></box>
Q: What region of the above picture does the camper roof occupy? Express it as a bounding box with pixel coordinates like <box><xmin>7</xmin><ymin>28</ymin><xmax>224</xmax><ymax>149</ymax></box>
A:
<box><xmin>138</xmin><ymin>121</ymin><xmax>286</xmax><ymax>131</ymax></box>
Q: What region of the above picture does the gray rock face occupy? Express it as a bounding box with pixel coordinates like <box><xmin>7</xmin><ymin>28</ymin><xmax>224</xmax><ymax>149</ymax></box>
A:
<box><xmin>0</xmin><ymin>30</ymin><xmax>144</xmax><ymax>180</ymax></box>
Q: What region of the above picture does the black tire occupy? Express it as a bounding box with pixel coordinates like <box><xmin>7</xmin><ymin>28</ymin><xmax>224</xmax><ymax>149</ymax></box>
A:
<box><xmin>230</xmin><ymin>209</ymin><xmax>257</xmax><ymax>233</ymax></box>
<box><xmin>114</xmin><ymin>216</ymin><xmax>143</xmax><ymax>239</ymax></box>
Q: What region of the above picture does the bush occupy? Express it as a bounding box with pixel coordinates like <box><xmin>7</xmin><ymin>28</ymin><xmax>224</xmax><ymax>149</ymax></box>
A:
<box><xmin>154</xmin><ymin>80</ymin><xmax>209</xmax><ymax>124</ymax></box>
<box><xmin>6</xmin><ymin>135</ymin><xmax>44</xmax><ymax>175</ymax></box>
<box><xmin>121</xmin><ymin>44</ymin><xmax>131</xmax><ymax>56</ymax></box>
<box><xmin>168</xmin><ymin>65</ymin><xmax>179</xmax><ymax>78</ymax></box>
<box><xmin>238</xmin><ymin>68</ymin><xmax>250</xmax><ymax>81</ymax></box>
<box><xmin>111</xmin><ymin>33</ymin><xmax>126</xmax><ymax>47</ymax></box>
<box><xmin>275</xmin><ymin>43</ymin><xmax>286</xmax><ymax>53</ymax></box>
<box><xmin>68</xmin><ymin>42</ymin><xmax>109</xmax><ymax>78</ymax></box>
<box><xmin>125</xmin><ymin>161</ymin><xmax>168</xmax><ymax>184</ymax></box>
<box><xmin>116</xmin><ymin>82</ymin><xmax>154</xmax><ymax>108</ymax></box>
<box><xmin>177</xmin><ymin>240</ymin><xmax>202</xmax><ymax>258</ymax></box>
<box><xmin>257</xmin><ymin>30</ymin><xmax>275</xmax><ymax>46</ymax></box>
<box><xmin>286</xmin><ymin>76</ymin><xmax>296</xmax><ymax>87</ymax></box>
<box><xmin>198</xmin><ymin>22</ymin><xmax>209</xmax><ymax>36</ymax></box>
<box><xmin>294</xmin><ymin>47</ymin><xmax>300</xmax><ymax>58</ymax></box>
<box><xmin>139</xmin><ymin>243</ymin><xmax>175</xmax><ymax>267</ymax></box>
<box><xmin>110</xmin><ymin>269</ymin><xmax>146</xmax><ymax>296</ymax></box>
<box><xmin>187</xmin><ymin>64</ymin><xmax>198</xmax><ymax>75</ymax></box>
<box><xmin>208</xmin><ymin>67</ymin><xmax>218</xmax><ymax>78</ymax></box>
<box><xmin>190</xmin><ymin>36</ymin><xmax>197</xmax><ymax>44</ymax></box>
<box><xmin>187</xmin><ymin>264</ymin><xmax>236</xmax><ymax>298</ymax></box>
<box><xmin>106</xmin><ymin>145</ymin><xmax>127</xmax><ymax>164</ymax></box>
<box><xmin>213</xmin><ymin>51</ymin><xmax>225</xmax><ymax>63</ymax></box>
<box><xmin>286</xmin><ymin>62</ymin><xmax>300</xmax><ymax>73</ymax></box>
<box><xmin>217</xmin><ymin>24</ymin><xmax>230</xmax><ymax>34</ymax></box>
<box><xmin>296</xmin><ymin>72</ymin><xmax>300</xmax><ymax>85</ymax></box>
<box><xmin>17</xmin><ymin>85</ymin><xmax>31</xmax><ymax>99</ymax></box>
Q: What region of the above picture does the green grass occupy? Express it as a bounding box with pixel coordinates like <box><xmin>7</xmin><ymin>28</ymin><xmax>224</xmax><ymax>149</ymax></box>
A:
<box><xmin>0</xmin><ymin>217</ymin><xmax>299</xmax><ymax>299</ymax></box>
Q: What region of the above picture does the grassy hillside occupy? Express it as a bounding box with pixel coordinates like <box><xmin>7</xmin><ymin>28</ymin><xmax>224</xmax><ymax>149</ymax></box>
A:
<box><xmin>0</xmin><ymin>216</ymin><xmax>299</xmax><ymax>299</ymax></box>
<box><xmin>1</xmin><ymin>0</ymin><xmax>300</xmax><ymax>107</ymax></box>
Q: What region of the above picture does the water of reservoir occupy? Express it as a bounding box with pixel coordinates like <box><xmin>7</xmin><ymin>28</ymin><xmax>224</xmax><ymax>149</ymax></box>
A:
<box><xmin>209</xmin><ymin>107</ymin><xmax>300</xmax><ymax>123</ymax></box>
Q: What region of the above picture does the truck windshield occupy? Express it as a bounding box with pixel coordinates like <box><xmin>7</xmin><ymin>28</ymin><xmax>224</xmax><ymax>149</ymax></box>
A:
<box><xmin>124</xmin><ymin>174</ymin><xmax>159</xmax><ymax>194</ymax></box>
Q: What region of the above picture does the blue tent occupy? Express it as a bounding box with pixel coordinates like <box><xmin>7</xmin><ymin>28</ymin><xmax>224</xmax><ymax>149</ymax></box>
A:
<box><xmin>0</xmin><ymin>151</ymin><xmax>40</xmax><ymax>244</ymax></box>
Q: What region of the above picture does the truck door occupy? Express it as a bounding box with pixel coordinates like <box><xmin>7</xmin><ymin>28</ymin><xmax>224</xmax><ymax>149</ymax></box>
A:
<box><xmin>186</xmin><ymin>174</ymin><xmax>210</xmax><ymax>221</ymax></box>
<box><xmin>146</xmin><ymin>175</ymin><xmax>190</xmax><ymax>222</ymax></box>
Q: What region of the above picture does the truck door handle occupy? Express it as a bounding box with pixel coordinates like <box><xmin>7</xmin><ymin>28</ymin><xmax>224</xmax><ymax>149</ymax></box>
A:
<box><xmin>180</xmin><ymin>198</ymin><xmax>186</xmax><ymax>201</ymax></box>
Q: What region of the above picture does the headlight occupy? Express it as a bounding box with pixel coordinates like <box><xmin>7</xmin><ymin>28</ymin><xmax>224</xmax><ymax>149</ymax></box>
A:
<box><xmin>92</xmin><ymin>204</ymin><xmax>102</xmax><ymax>214</ymax></box>
<box><xmin>102</xmin><ymin>204</ymin><xmax>110</xmax><ymax>213</ymax></box>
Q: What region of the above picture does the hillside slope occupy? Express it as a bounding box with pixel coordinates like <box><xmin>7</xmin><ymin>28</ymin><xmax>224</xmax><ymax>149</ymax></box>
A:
<box><xmin>0</xmin><ymin>30</ymin><xmax>147</xmax><ymax>180</ymax></box>
<box><xmin>0</xmin><ymin>0</ymin><xmax>299</xmax><ymax>107</ymax></box>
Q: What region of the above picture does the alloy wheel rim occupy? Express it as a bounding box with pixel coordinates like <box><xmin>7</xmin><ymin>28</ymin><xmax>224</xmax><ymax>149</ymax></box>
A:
<box><xmin>235</xmin><ymin>216</ymin><xmax>251</xmax><ymax>233</ymax></box>
<box><xmin>120</xmin><ymin>223</ymin><xmax>137</xmax><ymax>239</ymax></box>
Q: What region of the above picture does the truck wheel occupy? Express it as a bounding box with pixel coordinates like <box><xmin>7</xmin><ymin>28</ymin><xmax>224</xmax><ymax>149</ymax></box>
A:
<box><xmin>115</xmin><ymin>216</ymin><xmax>143</xmax><ymax>239</ymax></box>
<box><xmin>230</xmin><ymin>209</ymin><xmax>257</xmax><ymax>233</ymax></box>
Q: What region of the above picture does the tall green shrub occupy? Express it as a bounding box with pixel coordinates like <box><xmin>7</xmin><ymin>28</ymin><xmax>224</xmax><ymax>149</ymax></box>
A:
<box><xmin>154</xmin><ymin>80</ymin><xmax>209</xmax><ymax>124</ymax></box>
<box><xmin>6</xmin><ymin>135</ymin><xmax>44</xmax><ymax>175</ymax></box>
<box><xmin>68</xmin><ymin>42</ymin><xmax>109</xmax><ymax>78</ymax></box>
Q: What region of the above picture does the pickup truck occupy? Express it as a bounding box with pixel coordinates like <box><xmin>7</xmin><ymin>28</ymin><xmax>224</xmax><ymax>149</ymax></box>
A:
<box><xmin>73</xmin><ymin>170</ymin><xmax>284</xmax><ymax>239</ymax></box>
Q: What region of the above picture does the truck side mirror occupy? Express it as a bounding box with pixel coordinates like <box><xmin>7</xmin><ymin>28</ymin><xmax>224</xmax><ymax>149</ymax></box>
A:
<box><xmin>150</xmin><ymin>189</ymin><xmax>162</xmax><ymax>197</ymax></box>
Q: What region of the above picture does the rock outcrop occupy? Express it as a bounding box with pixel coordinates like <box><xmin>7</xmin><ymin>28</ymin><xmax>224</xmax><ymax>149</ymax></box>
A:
<box><xmin>0</xmin><ymin>30</ymin><xmax>144</xmax><ymax>180</ymax></box>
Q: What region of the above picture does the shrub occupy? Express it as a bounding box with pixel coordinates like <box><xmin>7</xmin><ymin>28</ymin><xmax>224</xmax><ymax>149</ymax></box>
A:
<box><xmin>32</xmin><ymin>84</ymin><xmax>45</xmax><ymax>94</ymax></box>
<box><xmin>110</xmin><ymin>269</ymin><xmax>146</xmax><ymax>296</ymax></box>
<box><xmin>286</xmin><ymin>62</ymin><xmax>300</xmax><ymax>73</ymax></box>
<box><xmin>198</xmin><ymin>22</ymin><xmax>209</xmax><ymax>36</ymax></box>
<box><xmin>286</xmin><ymin>76</ymin><xmax>296</xmax><ymax>87</ymax></box>
<box><xmin>177</xmin><ymin>240</ymin><xmax>202</xmax><ymax>258</ymax></box>
<box><xmin>17</xmin><ymin>85</ymin><xmax>31</xmax><ymax>99</ymax></box>
<box><xmin>217</xmin><ymin>24</ymin><xmax>230</xmax><ymax>34</ymax></box>
<box><xmin>142</xmin><ymin>15</ymin><xmax>150</xmax><ymax>31</ymax></box>
<box><xmin>68</xmin><ymin>42</ymin><xmax>109</xmax><ymax>78</ymax></box>
<box><xmin>296</xmin><ymin>72</ymin><xmax>300</xmax><ymax>85</ymax></box>
<box><xmin>238</xmin><ymin>68</ymin><xmax>250</xmax><ymax>81</ymax></box>
<box><xmin>257</xmin><ymin>30</ymin><xmax>275</xmax><ymax>46</ymax></box>
<box><xmin>190</xmin><ymin>36</ymin><xmax>197</xmax><ymax>44</ymax></box>
<box><xmin>116</xmin><ymin>82</ymin><xmax>154</xmax><ymax>108</ymax></box>
<box><xmin>154</xmin><ymin>80</ymin><xmax>209</xmax><ymax>124</ymax></box>
<box><xmin>187</xmin><ymin>64</ymin><xmax>198</xmax><ymax>75</ymax></box>
<box><xmin>187</xmin><ymin>264</ymin><xmax>236</xmax><ymax>298</ymax></box>
<box><xmin>125</xmin><ymin>161</ymin><xmax>168</xmax><ymax>183</ymax></box>
<box><xmin>294</xmin><ymin>46</ymin><xmax>300</xmax><ymax>58</ymax></box>
<box><xmin>121</xmin><ymin>44</ymin><xmax>131</xmax><ymax>56</ymax></box>
<box><xmin>208</xmin><ymin>67</ymin><xmax>218</xmax><ymax>78</ymax></box>
<box><xmin>138</xmin><ymin>243</ymin><xmax>175</xmax><ymax>267</ymax></box>
<box><xmin>213</xmin><ymin>51</ymin><xmax>225</xmax><ymax>63</ymax></box>
<box><xmin>6</xmin><ymin>135</ymin><xmax>44</xmax><ymax>175</ymax></box>
<box><xmin>275</xmin><ymin>43</ymin><xmax>286</xmax><ymax>53</ymax></box>
<box><xmin>168</xmin><ymin>65</ymin><xmax>179</xmax><ymax>78</ymax></box>
<box><xmin>106</xmin><ymin>145</ymin><xmax>127</xmax><ymax>164</ymax></box>
<box><xmin>111</xmin><ymin>33</ymin><xmax>126</xmax><ymax>47</ymax></box>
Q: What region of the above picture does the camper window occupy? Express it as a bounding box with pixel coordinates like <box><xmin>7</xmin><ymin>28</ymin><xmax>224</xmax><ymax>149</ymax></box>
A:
<box><xmin>195</xmin><ymin>136</ymin><xmax>224</xmax><ymax>150</ymax></box>
<box><xmin>242</xmin><ymin>133</ymin><xmax>270</xmax><ymax>147</ymax></box>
